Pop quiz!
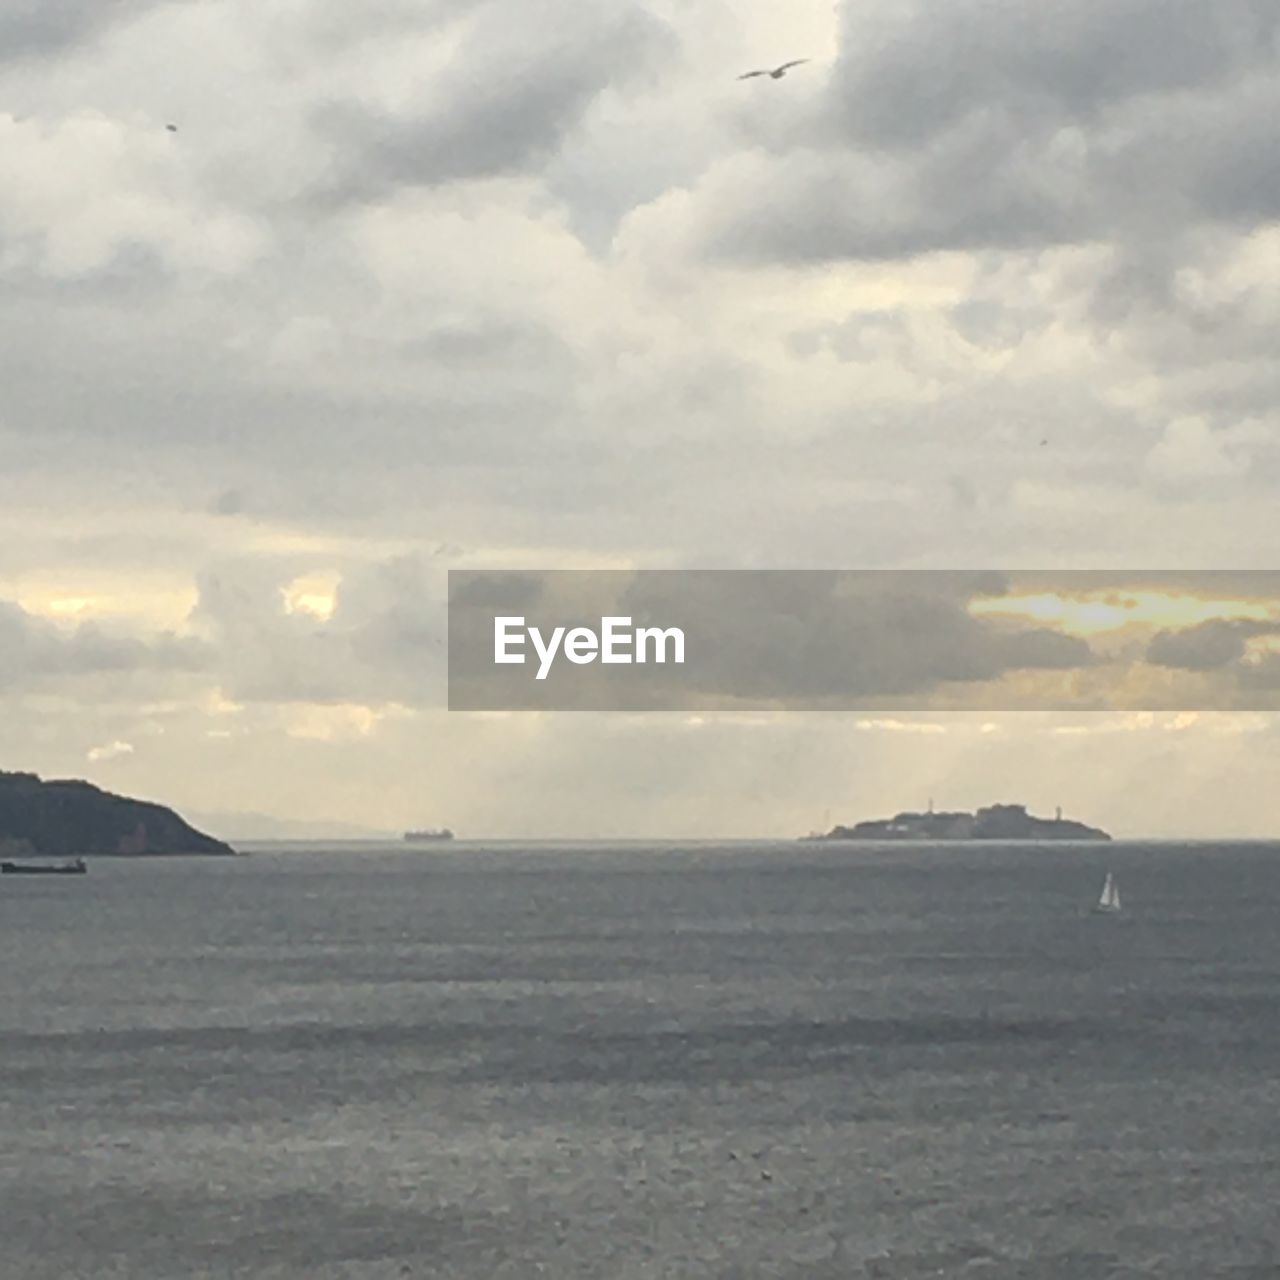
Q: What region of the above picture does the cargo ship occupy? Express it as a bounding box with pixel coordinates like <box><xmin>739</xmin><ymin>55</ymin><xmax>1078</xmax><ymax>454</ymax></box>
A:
<box><xmin>403</xmin><ymin>828</ymin><xmax>454</xmax><ymax>842</ymax></box>
<box><xmin>2</xmin><ymin>858</ymin><xmax>88</xmax><ymax>875</ymax></box>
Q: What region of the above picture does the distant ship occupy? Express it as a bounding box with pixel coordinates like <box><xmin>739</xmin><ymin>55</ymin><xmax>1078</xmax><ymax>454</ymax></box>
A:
<box><xmin>403</xmin><ymin>828</ymin><xmax>454</xmax><ymax>842</ymax></box>
<box><xmin>2</xmin><ymin>858</ymin><xmax>88</xmax><ymax>875</ymax></box>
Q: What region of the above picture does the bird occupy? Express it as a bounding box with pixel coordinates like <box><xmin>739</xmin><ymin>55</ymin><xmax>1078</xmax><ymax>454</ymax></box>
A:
<box><xmin>739</xmin><ymin>59</ymin><xmax>809</xmax><ymax>80</ymax></box>
<box><xmin>165</xmin><ymin>123</ymin><xmax>178</xmax><ymax>132</ymax></box>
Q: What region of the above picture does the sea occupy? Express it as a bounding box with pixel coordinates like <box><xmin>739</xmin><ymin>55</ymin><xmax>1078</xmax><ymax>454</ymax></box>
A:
<box><xmin>2</xmin><ymin>840</ymin><xmax>1279</xmax><ymax>1279</ymax></box>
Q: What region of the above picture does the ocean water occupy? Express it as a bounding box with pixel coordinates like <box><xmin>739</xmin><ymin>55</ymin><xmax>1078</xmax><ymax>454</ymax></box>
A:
<box><xmin>2</xmin><ymin>840</ymin><xmax>1279</xmax><ymax>1279</ymax></box>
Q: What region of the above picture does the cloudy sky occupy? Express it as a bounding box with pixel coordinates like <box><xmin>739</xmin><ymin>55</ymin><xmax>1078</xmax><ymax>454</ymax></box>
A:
<box><xmin>2</xmin><ymin>0</ymin><xmax>1279</xmax><ymax>839</ymax></box>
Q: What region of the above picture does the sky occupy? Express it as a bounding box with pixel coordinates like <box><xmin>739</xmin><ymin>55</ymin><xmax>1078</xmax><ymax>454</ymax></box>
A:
<box><xmin>2</xmin><ymin>0</ymin><xmax>1279</xmax><ymax>839</ymax></box>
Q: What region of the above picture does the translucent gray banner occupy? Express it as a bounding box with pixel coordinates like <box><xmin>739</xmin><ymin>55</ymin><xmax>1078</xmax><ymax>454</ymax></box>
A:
<box><xmin>448</xmin><ymin>570</ymin><xmax>1280</xmax><ymax>711</ymax></box>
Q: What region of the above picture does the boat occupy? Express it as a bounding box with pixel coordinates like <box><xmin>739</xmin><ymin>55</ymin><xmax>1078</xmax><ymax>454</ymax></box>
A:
<box><xmin>1</xmin><ymin>858</ymin><xmax>88</xmax><ymax>875</ymax></box>
<box><xmin>403</xmin><ymin>828</ymin><xmax>454</xmax><ymax>842</ymax></box>
<box><xmin>1092</xmin><ymin>871</ymin><xmax>1121</xmax><ymax>914</ymax></box>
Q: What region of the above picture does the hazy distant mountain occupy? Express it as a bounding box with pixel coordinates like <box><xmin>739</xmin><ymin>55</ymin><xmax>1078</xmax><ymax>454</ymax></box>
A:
<box><xmin>186</xmin><ymin>810</ymin><xmax>397</xmax><ymax>841</ymax></box>
<box><xmin>0</xmin><ymin>771</ymin><xmax>234</xmax><ymax>857</ymax></box>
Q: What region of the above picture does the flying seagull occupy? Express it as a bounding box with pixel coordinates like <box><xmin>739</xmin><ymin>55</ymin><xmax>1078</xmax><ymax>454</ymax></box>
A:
<box><xmin>739</xmin><ymin>59</ymin><xmax>809</xmax><ymax>80</ymax></box>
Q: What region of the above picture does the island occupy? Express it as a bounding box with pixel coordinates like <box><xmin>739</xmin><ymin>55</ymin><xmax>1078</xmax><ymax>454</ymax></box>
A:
<box><xmin>0</xmin><ymin>770</ymin><xmax>235</xmax><ymax>858</ymax></box>
<box><xmin>810</xmin><ymin>802</ymin><xmax>1110</xmax><ymax>842</ymax></box>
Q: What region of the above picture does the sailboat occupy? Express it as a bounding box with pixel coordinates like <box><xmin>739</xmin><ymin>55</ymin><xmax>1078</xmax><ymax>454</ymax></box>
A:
<box><xmin>1092</xmin><ymin>871</ymin><xmax>1122</xmax><ymax>914</ymax></box>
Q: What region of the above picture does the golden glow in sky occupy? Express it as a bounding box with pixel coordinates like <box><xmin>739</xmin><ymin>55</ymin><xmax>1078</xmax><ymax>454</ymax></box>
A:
<box><xmin>11</xmin><ymin>579</ymin><xmax>198</xmax><ymax>628</ymax></box>
<box><xmin>969</xmin><ymin>590</ymin><xmax>1278</xmax><ymax>635</ymax></box>
<box><xmin>281</xmin><ymin>573</ymin><xmax>340</xmax><ymax>621</ymax></box>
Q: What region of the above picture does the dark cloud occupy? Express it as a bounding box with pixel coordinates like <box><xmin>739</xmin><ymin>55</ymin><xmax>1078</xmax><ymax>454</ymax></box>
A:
<box><xmin>829</xmin><ymin>0</ymin><xmax>1278</xmax><ymax>149</ymax></box>
<box><xmin>947</xmin><ymin>299</ymin><xmax>1050</xmax><ymax>351</ymax></box>
<box><xmin>619</xmin><ymin>571</ymin><xmax>1091</xmax><ymax>701</ymax></box>
<box><xmin>288</xmin><ymin>0</ymin><xmax>490</xmax><ymax>54</ymax></box>
<box><xmin>703</xmin><ymin>0</ymin><xmax>1280</xmax><ymax>265</ymax></box>
<box><xmin>210</xmin><ymin>489</ymin><xmax>246</xmax><ymax>517</ymax></box>
<box><xmin>310</xmin><ymin>1</ymin><xmax>674</xmax><ymax>201</ymax></box>
<box><xmin>0</xmin><ymin>600</ymin><xmax>206</xmax><ymax>690</ymax></box>
<box><xmin>397</xmin><ymin>317</ymin><xmax>572</xmax><ymax>371</ymax></box>
<box><xmin>1146</xmin><ymin>618</ymin><xmax>1278</xmax><ymax>670</ymax></box>
<box><xmin>704</xmin><ymin>142</ymin><xmax>1084</xmax><ymax>265</ymax></box>
<box><xmin>0</xmin><ymin>0</ymin><xmax>171</xmax><ymax>62</ymax></box>
<box><xmin>0</xmin><ymin>296</ymin><xmax>577</xmax><ymax>478</ymax></box>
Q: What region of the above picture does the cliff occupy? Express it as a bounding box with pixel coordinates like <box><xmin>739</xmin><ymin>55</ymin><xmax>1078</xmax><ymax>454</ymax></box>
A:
<box><xmin>0</xmin><ymin>771</ymin><xmax>235</xmax><ymax>857</ymax></box>
<box><xmin>817</xmin><ymin>802</ymin><xmax>1110</xmax><ymax>842</ymax></box>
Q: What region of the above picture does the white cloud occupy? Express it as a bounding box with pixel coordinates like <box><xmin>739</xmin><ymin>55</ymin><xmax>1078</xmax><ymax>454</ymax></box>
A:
<box><xmin>0</xmin><ymin>112</ymin><xmax>265</xmax><ymax>279</ymax></box>
<box><xmin>856</xmin><ymin>719</ymin><xmax>947</xmax><ymax>734</ymax></box>
<box><xmin>1144</xmin><ymin>415</ymin><xmax>1263</xmax><ymax>489</ymax></box>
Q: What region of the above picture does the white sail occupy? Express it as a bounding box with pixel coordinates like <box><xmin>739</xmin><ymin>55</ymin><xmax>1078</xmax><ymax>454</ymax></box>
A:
<box><xmin>1096</xmin><ymin>872</ymin><xmax>1121</xmax><ymax>912</ymax></box>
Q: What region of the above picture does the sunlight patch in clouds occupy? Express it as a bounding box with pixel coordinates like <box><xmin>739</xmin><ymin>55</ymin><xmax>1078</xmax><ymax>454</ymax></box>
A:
<box><xmin>1050</xmin><ymin>711</ymin><xmax>1268</xmax><ymax>736</ymax></box>
<box><xmin>284</xmin><ymin>702</ymin><xmax>412</xmax><ymax>742</ymax></box>
<box><xmin>971</xmin><ymin>590</ymin><xmax>1277</xmax><ymax>636</ymax></box>
<box><xmin>856</xmin><ymin>718</ymin><xmax>947</xmax><ymax>734</ymax></box>
<box><xmin>1243</xmin><ymin>634</ymin><xmax>1280</xmax><ymax>660</ymax></box>
<box><xmin>282</xmin><ymin>572</ymin><xmax>340</xmax><ymax>620</ymax></box>
<box><xmin>9</xmin><ymin>579</ymin><xmax>198</xmax><ymax>629</ymax></box>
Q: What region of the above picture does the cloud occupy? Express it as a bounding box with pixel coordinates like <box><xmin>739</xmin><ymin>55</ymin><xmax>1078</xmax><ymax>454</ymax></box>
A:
<box><xmin>0</xmin><ymin>599</ymin><xmax>207</xmax><ymax>691</ymax></box>
<box><xmin>309</xmin><ymin>0</ymin><xmax>676</xmax><ymax>202</ymax></box>
<box><xmin>0</xmin><ymin>112</ymin><xmax>266</xmax><ymax>280</ymax></box>
<box><xmin>623</xmin><ymin>570</ymin><xmax>1093</xmax><ymax>702</ymax></box>
<box><xmin>87</xmin><ymin>739</ymin><xmax>134</xmax><ymax>761</ymax></box>
<box><xmin>828</xmin><ymin>0</ymin><xmax>1276</xmax><ymax>148</ymax></box>
<box><xmin>1145</xmin><ymin>618</ymin><xmax>1273</xmax><ymax>671</ymax></box>
<box><xmin>1238</xmin><ymin>653</ymin><xmax>1280</xmax><ymax>690</ymax></box>
<box><xmin>2</xmin><ymin>0</ymin><xmax>1280</xmax><ymax>833</ymax></box>
<box><xmin>209</xmin><ymin>489</ymin><xmax>245</xmax><ymax>517</ymax></box>
<box><xmin>189</xmin><ymin>555</ymin><xmax>446</xmax><ymax>707</ymax></box>
<box><xmin>287</xmin><ymin>0</ymin><xmax>490</xmax><ymax>55</ymax></box>
<box><xmin>0</xmin><ymin>0</ymin><xmax>171</xmax><ymax>62</ymax></box>
<box><xmin>855</xmin><ymin>718</ymin><xmax>947</xmax><ymax>734</ymax></box>
<box><xmin>1144</xmin><ymin>416</ymin><xmax>1263</xmax><ymax>490</ymax></box>
<box><xmin>678</xmin><ymin>0</ymin><xmax>1280</xmax><ymax>267</ymax></box>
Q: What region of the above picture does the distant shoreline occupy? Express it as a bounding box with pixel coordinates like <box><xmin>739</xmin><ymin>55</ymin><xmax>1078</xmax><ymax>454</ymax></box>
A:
<box><xmin>1</xmin><ymin>770</ymin><xmax>235</xmax><ymax>858</ymax></box>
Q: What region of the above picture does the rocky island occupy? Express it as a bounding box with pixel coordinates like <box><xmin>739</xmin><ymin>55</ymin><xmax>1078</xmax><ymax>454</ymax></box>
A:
<box><xmin>812</xmin><ymin>802</ymin><xmax>1110</xmax><ymax>842</ymax></box>
<box><xmin>0</xmin><ymin>771</ymin><xmax>235</xmax><ymax>857</ymax></box>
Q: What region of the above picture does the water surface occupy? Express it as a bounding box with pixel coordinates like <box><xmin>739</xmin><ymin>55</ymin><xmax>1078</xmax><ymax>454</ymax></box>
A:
<box><xmin>3</xmin><ymin>840</ymin><xmax>1278</xmax><ymax>1277</ymax></box>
